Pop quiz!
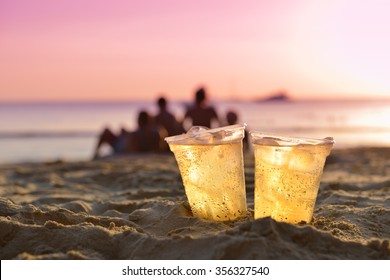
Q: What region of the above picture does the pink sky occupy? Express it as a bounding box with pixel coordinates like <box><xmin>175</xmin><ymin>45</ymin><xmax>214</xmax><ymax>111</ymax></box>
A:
<box><xmin>1</xmin><ymin>0</ymin><xmax>390</xmax><ymax>101</ymax></box>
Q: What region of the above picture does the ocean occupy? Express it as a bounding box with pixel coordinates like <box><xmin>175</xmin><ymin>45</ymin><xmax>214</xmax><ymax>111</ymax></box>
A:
<box><xmin>1</xmin><ymin>99</ymin><xmax>390</xmax><ymax>163</ymax></box>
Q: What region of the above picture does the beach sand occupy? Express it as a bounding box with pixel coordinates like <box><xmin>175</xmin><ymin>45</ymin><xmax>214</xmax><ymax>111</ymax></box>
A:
<box><xmin>0</xmin><ymin>148</ymin><xmax>389</xmax><ymax>259</ymax></box>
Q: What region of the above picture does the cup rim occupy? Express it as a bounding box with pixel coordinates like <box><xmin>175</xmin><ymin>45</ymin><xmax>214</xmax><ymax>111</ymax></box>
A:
<box><xmin>249</xmin><ymin>131</ymin><xmax>335</xmax><ymax>146</ymax></box>
<box><xmin>165</xmin><ymin>124</ymin><xmax>246</xmax><ymax>144</ymax></box>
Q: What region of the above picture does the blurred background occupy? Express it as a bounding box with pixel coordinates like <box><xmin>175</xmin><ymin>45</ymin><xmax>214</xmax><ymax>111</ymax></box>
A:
<box><xmin>1</xmin><ymin>0</ymin><xmax>390</xmax><ymax>163</ymax></box>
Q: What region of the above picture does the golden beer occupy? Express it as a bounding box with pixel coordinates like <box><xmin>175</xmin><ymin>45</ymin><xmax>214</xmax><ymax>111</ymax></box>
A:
<box><xmin>251</xmin><ymin>133</ymin><xmax>334</xmax><ymax>224</ymax></box>
<box><xmin>166</xmin><ymin>125</ymin><xmax>247</xmax><ymax>221</ymax></box>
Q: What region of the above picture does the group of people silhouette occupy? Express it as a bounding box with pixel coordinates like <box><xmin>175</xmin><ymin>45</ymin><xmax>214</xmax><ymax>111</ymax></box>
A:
<box><xmin>93</xmin><ymin>87</ymin><xmax>242</xmax><ymax>159</ymax></box>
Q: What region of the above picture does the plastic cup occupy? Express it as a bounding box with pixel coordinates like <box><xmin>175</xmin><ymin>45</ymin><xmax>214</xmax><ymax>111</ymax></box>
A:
<box><xmin>165</xmin><ymin>124</ymin><xmax>247</xmax><ymax>221</ymax></box>
<box><xmin>249</xmin><ymin>132</ymin><xmax>334</xmax><ymax>224</ymax></box>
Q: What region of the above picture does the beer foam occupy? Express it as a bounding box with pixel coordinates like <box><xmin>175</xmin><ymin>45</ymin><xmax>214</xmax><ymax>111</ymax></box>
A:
<box><xmin>165</xmin><ymin>124</ymin><xmax>246</xmax><ymax>145</ymax></box>
<box><xmin>249</xmin><ymin>131</ymin><xmax>334</xmax><ymax>147</ymax></box>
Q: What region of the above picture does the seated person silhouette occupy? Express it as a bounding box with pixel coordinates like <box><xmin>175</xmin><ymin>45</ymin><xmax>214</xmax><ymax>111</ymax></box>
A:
<box><xmin>127</xmin><ymin>111</ymin><xmax>162</xmax><ymax>152</ymax></box>
<box><xmin>93</xmin><ymin>127</ymin><xmax>129</xmax><ymax>159</ymax></box>
<box><xmin>226</xmin><ymin>110</ymin><xmax>249</xmax><ymax>150</ymax></box>
<box><xmin>183</xmin><ymin>87</ymin><xmax>220</xmax><ymax>129</ymax></box>
<box><xmin>154</xmin><ymin>96</ymin><xmax>185</xmax><ymax>136</ymax></box>
<box><xmin>93</xmin><ymin>111</ymin><xmax>162</xmax><ymax>159</ymax></box>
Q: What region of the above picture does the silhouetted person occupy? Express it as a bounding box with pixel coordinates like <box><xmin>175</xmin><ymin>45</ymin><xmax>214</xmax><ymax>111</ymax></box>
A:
<box><xmin>93</xmin><ymin>127</ymin><xmax>130</xmax><ymax>159</ymax></box>
<box><xmin>93</xmin><ymin>111</ymin><xmax>163</xmax><ymax>159</ymax></box>
<box><xmin>226</xmin><ymin>110</ymin><xmax>249</xmax><ymax>150</ymax></box>
<box><xmin>226</xmin><ymin>111</ymin><xmax>238</xmax><ymax>126</ymax></box>
<box><xmin>127</xmin><ymin>111</ymin><xmax>162</xmax><ymax>152</ymax></box>
<box><xmin>154</xmin><ymin>96</ymin><xmax>184</xmax><ymax>136</ymax></box>
<box><xmin>183</xmin><ymin>87</ymin><xmax>219</xmax><ymax>129</ymax></box>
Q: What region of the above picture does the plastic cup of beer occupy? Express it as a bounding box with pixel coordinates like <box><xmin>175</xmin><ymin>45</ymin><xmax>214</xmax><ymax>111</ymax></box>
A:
<box><xmin>165</xmin><ymin>124</ymin><xmax>247</xmax><ymax>221</ymax></box>
<box><xmin>249</xmin><ymin>131</ymin><xmax>334</xmax><ymax>224</ymax></box>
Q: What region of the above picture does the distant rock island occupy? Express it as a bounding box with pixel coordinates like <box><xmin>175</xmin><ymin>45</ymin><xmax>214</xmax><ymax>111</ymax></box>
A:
<box><xmin>256</xmin><ymin>91</ymin><xmax>290</xmax><ymax>102</ymax></box>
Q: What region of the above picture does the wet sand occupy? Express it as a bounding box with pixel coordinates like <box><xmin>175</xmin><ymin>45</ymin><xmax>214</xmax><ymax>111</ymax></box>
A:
<box><xmin>0</xmin><ymin>148</ymin><xmax>389</xmax><ymax>259</ymax></box>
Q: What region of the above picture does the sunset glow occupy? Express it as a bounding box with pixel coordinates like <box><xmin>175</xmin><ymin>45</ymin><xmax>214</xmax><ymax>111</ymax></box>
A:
<box><xmin>1</xmin><ymin>0</ymin><xmax>390</xmax><ymax>101</ymax></box>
